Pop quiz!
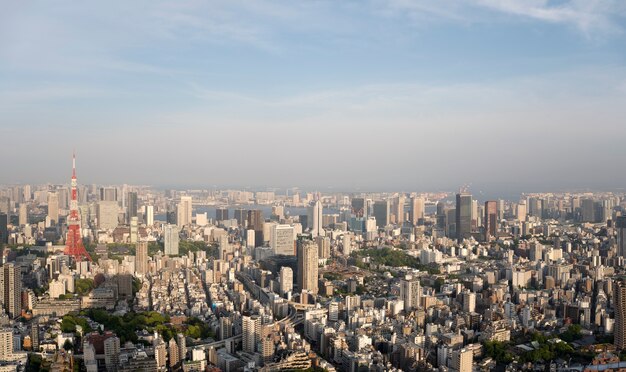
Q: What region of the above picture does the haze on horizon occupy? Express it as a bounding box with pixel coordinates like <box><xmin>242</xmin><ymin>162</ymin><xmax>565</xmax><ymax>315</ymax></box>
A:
<box><xmin>1</xmin><ymin>1</ymin><xmax>625</xmax><ymax>193</ymax></box>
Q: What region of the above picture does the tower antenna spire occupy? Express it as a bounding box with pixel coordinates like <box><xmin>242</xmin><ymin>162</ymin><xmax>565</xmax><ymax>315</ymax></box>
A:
<box><xmin>64</xmin><ymin>151</ymin><xmax>92</xmax><ymax>263</ymax></box>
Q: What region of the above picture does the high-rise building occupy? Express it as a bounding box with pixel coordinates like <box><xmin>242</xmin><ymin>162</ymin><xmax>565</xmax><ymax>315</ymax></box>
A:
<box><xmin>135</xmin><ymin>241</ymin><xmax>148</xmax><ymax>275</ymax></box>
<box><xmin>316</xmin><ymin>235</ymin><xmax>331</xmax><ymax>259</ymax></box>
<box><xmin>129</xmin><ymin>217</ymin><xmax>138</xmax><ymax>243</ymax></box>
<box><xmin>97</xmin><ymin>201</ymin><xmax>119</xmax><ymax>230</ymax></box>
<box><xmin>484</xmin><ymin>201</ymin><xmax>498</xmax><ymax>241</ymax></box>
<box><xmin>127</xmin><ymin>192</ymin><xmax>138</xmax><ymax>224</ymax></box>
<box><xmin>279</xmin><ymin>267</ymin><xmax>293</xmax><ymax>297</ymax></box>
<box><xmin>18</xmin><ymin>204</ymin><xmax>28</xmax><ymax>226</ymax></box>
<box><xmin>242</xmin><ymin>314</ymin><xmax>261</xmax><ymax>353</ymax></box>
<box><xmin>270</xmin><ymin>224</ymin><xmax>295</xmax><ymax>256</ymax></box>
<box><xmin>351</xmin><ymin>198</ymin><xmax>365</xmax><ymax>218</ymax></box>
<box><xmin>168</xmin><ymin>338</ymin><xmax>179</xmax><ymax>368</ymax></box>
<box><xmin>373</xmin><ymin>200</ymin><xmax>389</xmax><ymax>228</ymax></box>
<box><xmin>455</xmin><ymin>193</ymin><xmax>472</xmax><ymax>241</ymax></box>
<box><xmin>99</xmin><ymin>187</ymin><xmax>118</xmax><ymax>202</ymax></box>
<box><xmin>176</xmin><ymin>333</ymin><xmax>186</xmax><ymax>362</ymax></box>
<box><xmin>177</xmin><ymin>196</ymin><xmax>193</xmax><ymax>227</ymax></box>
<box><xmin>216</xmin><ymin>208</ymin><xmax>229</xmax><ymax>222</ymax></box>
<box><xmin>47</xmin><ymin>191</ymin><xmax>59</xmax><ymax>226</ymax></box>
<box><xmin>517</xmin><ymin>201</ymin><xmax>527</xmax><ymax>221</ymax></box>
<box><xmin>0</xmin><ymin>263</ymin><xmax>22</xmax><ymax>318</ymax></box>
<box><xmin>615</xmin><ymin>280</ymin><xmax>626</xmax><ymax>350</ymax></box>
<box><xmin>234</xmin><ymin>209</ymin><xmax>248</xmax><ymax>226</ymax></box>
<box><xmin>0</xmin><ymin>328</ymin><xmax>15</xmax><ymax>361</ymax></box>
<box><xmin>309</xmin><ymin>201</ymin><xmax>323</xmax><ymax>237</ymax></box>
<box><xmin>247</xmin><ymin>210</ymin><xmax>264</xmax><ymax>247</ymax></box>
<box><xmin>30</xmin><ymin>322</ymin><xmax>40</xmax><ymax>352</ymax></box>
<box><xmin>154</xmin><ymin>337</ymin><xmax>167</xmax><ymax>369</ymax></box>
<box><xmin>164</xmin><ymin>224</ymin><xmax>180</xmax><ymax>256</ymax></box>
<box><xmin>400</xmin><ymin>275</ymin><xmax>421</xmax><ymax>311</ymax></box>
<box><xmin>410</xmin><ymin>197</ymin><xmax>425</xmax><ymax>225</ymax></box>
<box><xmin>394</xmin><ymin>195</ymin><xmax>405</xmax><ymax>224</ymax></box>
<box><xmin>145</xmin><ymin>205</ymin><xmax>154</xmax><ymax>226</ymax></box>
<box><xmin>581</xmin><ymin>198</ymin><xmax>595</xmax><ymax>222</ymax></box>
<box><xmin>617</xmin><ymin>216</ymin><xmax>626</xmax><ymax>258</ymax></box>
<box><xmin>0</xmin><ymin>214</ymin><xmax>7</xmax><ymax>245</ymax></box>
<box><xmin>104</xmin><ymin>336</ymin><xmax>120</xmax><ymax>372</ymax></box>
<box><xmin>297</xmin><ymin>239</ymin><xmax>319</xmax><ymax>295</ymax></box>
<box><xmin>451</xmin><ymin>348</ymin><xmax>473</xmax><ymax>372</ymax></box>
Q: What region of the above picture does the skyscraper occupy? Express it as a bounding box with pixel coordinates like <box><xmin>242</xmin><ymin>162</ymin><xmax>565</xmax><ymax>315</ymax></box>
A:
<box><xmin>455</xmin><ymin>193</ymin><xmax>472</xmax><ymax>241</ymax></box>
<box><xmin>297</xmin><ymin>239</ymin><xmax>318</xmax><ymax>295</ymax></box>
<box><xmin>145</xmin><ymin>205</ymin><xmax>154</xmax><ymax>226</ymax></box>
<box><xmin>0</xmin><ymin>214</ymin><xmax>7</xmax><ymax>245</ymax></box>
<box><xmin>400</xmin><ymin>275</ymin><xmax>421</xmax><ymax>311</ymax></box>
<box><xmin>247</xmin><ymin>210</ymin><xmax>264</xmax><ymax>247</ymax></box>
<box><xmin>47</xmin><ymin>191</ymin><xmax>59</xmax><ymax>226</ymax></box>
<box><xmin>242</xmin><ymin>314</ymin><xmax>261</xmax><ymax>353</ymax></box>
<box><xmin>127</xmin><ymin>192</ymin><xmax>138</xmax><ymax>224</ymax></box>
<box><xmin>18</xmin><ymin>204</ymin><xmax>28</xmax><ymax>226</ymax></box>
<box><xmin>351</xmin><ymin>198</ymin><xmax>365</xmax><ymax>218</ymax></box>
<box><xmin>373</xmin><ymin>200</ymin><xmax>389</xmax><ymax>228</ymax></box>
<box><xmin>309</xmin><ymin>200</ymin><xmax>323</xmax><ymax>237</ymax></box>
<box><xmin>164</xmin><ymin>224</ymin><xmax>180</xmax><ymax>256</ymax></box>
<box><xmin>99</xmin><ymin>187</ymin><xmax>118</xmax><ymax>202</ymax></box>
<box><xmin>451</xmin><ymin>348</ymin><xmax>473</xmax><ymax>372</ymax></box>
<box><xmin>216</xmin><ymin>208</ymin><xmax>229</xmax><ymax>222</ymax></box>
<box><xmin>615</xmin><ymin>280</ymin><xmax>626</xmax><ymax>350</ymax></box>
<box><xmin>0</xmin><ymin>263</ymin><xmax>22</xmax><ymax>318</ymax></box>
<box><xmin>410</xmin><ymin>196</ymin><xmax>425</xmax><ymax>225</ymax></box>
<box><xmin>617</xmin><ymin>216</ymin><xmax>626</xmax><ymax>258</ymax></box>
<box><xmin>279</xmin><ymin>267</ymin><xmax>293</xmax><ymax>297</ymax></box>
<box><xmin>97</xmin><ymin>201</ymin><xmax>119</xmax><ymax>230</ymax></box>
<box><xmin>270</xmin><ymin>224</ymin><xmax>295</xmax><ymax>256</ymax></box>
<box><xmin>484</xmin><ymin>201</ymin><xmax>498</xmax><ymax>241</ymax></box>
<box><xmin>177</xmin><ymin>196</ymin><xmax>193</xmax><ymax>227</ymax></box>
<box><xmin>394</xmin><ymin>195</ymin><xmax>405</xmax><ymax>224</ymax></box>
<box><xmin>135</xmin><ymin>241</ymin><xmax>148</xmax><ymax>275</ymax></box>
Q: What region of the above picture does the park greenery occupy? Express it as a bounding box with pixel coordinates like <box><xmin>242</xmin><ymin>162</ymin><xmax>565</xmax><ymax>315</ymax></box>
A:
<box><xmin>352</xmin><ymin>247</ymin><xmax>440</xmax><ymax>274</ymax></box>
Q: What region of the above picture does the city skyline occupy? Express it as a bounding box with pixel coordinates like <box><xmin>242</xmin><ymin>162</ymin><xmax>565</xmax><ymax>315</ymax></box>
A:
<box><xmin>2</xmin><ymin>1</ymin><xmax>626</xmax><ymax>191</ymax></box>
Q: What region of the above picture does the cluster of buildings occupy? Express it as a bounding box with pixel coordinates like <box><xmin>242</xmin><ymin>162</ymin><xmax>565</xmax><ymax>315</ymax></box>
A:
<box><xmin>1</xmin><ymin>176</ymin><xmax>626</xmax><ymax>371</ymax></box>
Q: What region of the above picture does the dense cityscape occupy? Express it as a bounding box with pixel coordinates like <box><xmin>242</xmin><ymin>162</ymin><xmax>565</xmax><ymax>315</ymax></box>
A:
<box><xmin>3</xmin><ymin>1</ymin><xmax>625</xmax><ymax>372</ymax></box>
<box><xmin>0</xmin><ymin>157</ymin><xmax>625</xmax><ymax>372</ymax></box>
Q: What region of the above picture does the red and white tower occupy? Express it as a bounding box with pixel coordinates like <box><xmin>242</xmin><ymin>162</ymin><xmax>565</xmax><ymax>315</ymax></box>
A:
<box><xmin>64</xmin><ymin>153</ymin><xmax>92</xmax><ymax>262</ymax></box>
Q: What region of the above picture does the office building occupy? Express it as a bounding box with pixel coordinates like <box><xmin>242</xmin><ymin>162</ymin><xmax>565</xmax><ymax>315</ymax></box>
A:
<box><xmin>394</xmin><ymin>195</ymin><xmax>405</xmax><ymax>224</ymax></box>
<box><xmin>145</xmin><ymin>205</ymin><xmax>154</xmax><ymax>226</ymax></box>
<box><xmin>127</xmin><ymin>192</ymin><xmax>138</xmax><ymax>224</ymax></box>
<box><xmin>351</xmin><ymin>198</ymin><xmax>365</xmax><ymax>218</ymax></box>
<box><xmin>97</xmin><ymin>201</ymin><xmax>119</xmax><ymax>230</ymax></box>
<box><xmin>100</xmin><ymin>187</ymin><xmax>118</xmax><ymax>202</ymax></box>
<box><xmin>0</xmin><ymin>214</ymin><xmax>7</xmax><ymax>245</ymax></box>
<box><xmin>279</xmin><ymin>267</ymin><xmax>293</xmax><ymax>297</ymax></box>
<box><xmin>177</xmin><ymin>196</ymin><xmax>193</xmax><ymax>227</ymax></box>
<box><xmin>616</xmin><ymin>280</ymin><xmax>626</xmax><ymax>350</ymax></box>
<box><xmin>400</xmin><ymin>275</ymin><xmax>421</xmax><ymax>311</ymax></box>
<box><xmin>0</xmin><ymin>263</ymin><xmax>22</xmax><ymax>318</ymax></box>
<box><xmin>297</xmin><ymin>239</ymin><xmax>319</xmax><ymax>295</ymax></box>
<box><xmin>18</xmin><ymin>204</ymin><xmax>27</xmax><ymax>226</ymax></box>
<box><xmin>247</xmin><ymin>210</ymin><xmax>264</xmax><ymax>247</ymax></box>
<box><xmin>617</xmin><ymin>216</ymin><xmax>626</xmax><ymax>258</ymax></box>
<box><xmin>373</xmin><ymin>200</ymin><xmax>389</xmax><ymax>228</ymax></box>
<box><xmin>410</xmin><ymin>196</ymin><xmax>425</xmax><ymax>225</ymax></box>
<box><xmin>234</xmin><ymin>209</ymin><xmax>247</xmax><ymax>226</ymax></box>
<box><xmin>456</xmin><ymin>193</ymin><xmax>472</xmax><ymax>241</ymax></box>
<box><xmin>47</xmin><ymin>191</ymin><xmax>59</xmax><ymax>226</ymax></box>
<box><xmin>216</xmin><ymin>208</ymin><xmax>229</xmax><ymax>222</ymax></box>
<box><xmin>104</xmin><ymin>336</ymin><xmax>120</xmax><ymax>372</ymax></box>
<box><xmin>135</xmin><ymin>241</ymin><xmax>148</xmax><ymax>275</ymax></box>
<box><xmin>309</xmin><ymin>200</ymin><xmax>323</xmax><ymax>237</ymax></box>
<box><xmin>270</xmin><ymin>224</ymin><xmax>295</xmax><ymax>256</ymax></box>
<box><xmin>484</xmin><ymin>201</ymin><xmax>498</xmax><ymax>241</ymax></box>
<box><xmin>164</xmin><ymin>224</ymin><xmax>180</xmax><ymax>256</ymax></box>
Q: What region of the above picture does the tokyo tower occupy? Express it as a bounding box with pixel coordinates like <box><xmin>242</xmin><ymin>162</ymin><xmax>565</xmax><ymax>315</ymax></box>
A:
<box><xmin>63</xmin><ymin>153</ymin><xmax>92</xmax><ymax>262</ymax></box>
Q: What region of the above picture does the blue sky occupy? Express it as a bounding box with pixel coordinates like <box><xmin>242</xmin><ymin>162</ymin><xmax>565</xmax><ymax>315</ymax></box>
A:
<box><xmin>1</xmin><ymin>0</ymin><xmax>625</xmax><ymax>194</ymax></box>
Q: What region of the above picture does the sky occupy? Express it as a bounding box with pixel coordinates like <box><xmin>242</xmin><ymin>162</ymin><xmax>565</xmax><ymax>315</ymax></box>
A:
<box><xmin>1</xmin><ymin>0</ymin><xmax>625</xmax><ymax>196</ymax></box>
